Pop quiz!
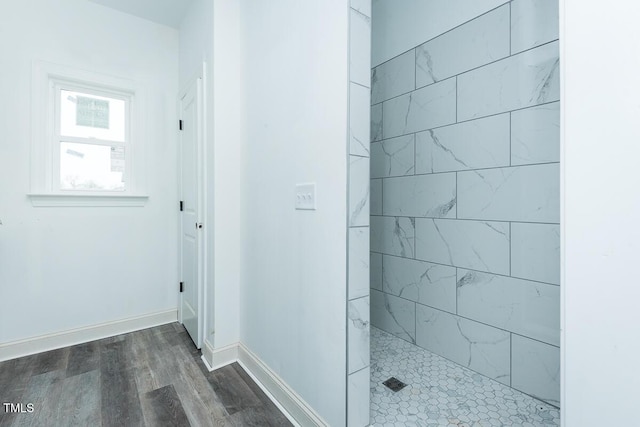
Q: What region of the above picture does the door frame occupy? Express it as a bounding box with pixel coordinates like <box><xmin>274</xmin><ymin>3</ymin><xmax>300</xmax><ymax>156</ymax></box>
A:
<box><xmin>178</xmin><ymin>65</ymin><xmax>206</xmax><ymax>349</ymax></box>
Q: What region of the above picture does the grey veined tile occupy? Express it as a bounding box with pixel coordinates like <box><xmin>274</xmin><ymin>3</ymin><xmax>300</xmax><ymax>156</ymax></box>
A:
<box><xmin>371</xmin><ymin>216</ymin><xmax>415</xmax><ymax>258</ymax></box>
<box><xmin>348</xmin><ymin>296</ymin><xmax>370</xmax><ymax>374</ymax></box>
<box><xmin>511</xmin><ymin>0</ymin><xmax>559</xmax><ymax>55</ymax></box>
<box><xmin>370</xmin><ymin>103</ymin><xmax>383</xmax><ymax>142</ymax></box>
<box><xmin>415</xmin><ymin>219</ymin><xmax>510</xmax><ymax>275</ymax></box>
<box><xmin>416</xmin><ymin>4</ymin><xmax>510</xmax><ymax>88</ymax></box>
<box><xmin>349</xmin><ymin>227</ymin><xmax>370</xmax><ymax>300</ymax></box>
<box><xmin>511</xmin><ymin>223</ymin><xmax>560</xmax><ymax>285</ymax></box>
<box><xmin>370</xmin><ymin>179</ymin><xmax>382</xmax><ymax>215</ymax></box>
<box><xmin>370</xmin><ymin>252</ymin><xmax>382</xmax><ymax>291</ymax></box>
<box><xmin>350</xmin><ymin>83</ymin><xmax>371</xmax><ymax>157</ymax></box>
<box><xmin>383</xmin><ymin>174</ymin><xmax>456</xmax><ymax>218</ymax></box>
<box><xmin>349</xmin><ymin>156</ymin><xmax>370</xmax><ymax>226</ymax></box>
<box><xmin>457</xmin><ymin>41</ymin><xmax>559</xmax><ymax>121</ymax></box>
<box><xmin>512</xmin><ymin>335</ymin><xmax>560</xmax><ymax>407</ymax></box>
<box><xmin>371</xmin><ymin>289</ymin><xmax>415</xmax><ymax>343</ymax></box>
<box><xmin>347</xmin><ymin>366</ymin><xmax>370</xmax><ymax>427</ymax></box>
<box><xmin>382</xmin><ymin>255</ymin><xmax>456</xmax><ymax>313</ymax></box>
<box><xmin>350</xmin><ymin>0</ymin><xmax>371</xmax><ymax>18</ymax></box>
<box><xmin>383</xmin><ymin>78</ymin><xmax>456</xmax><ymax>139</ymax></box>
<box><xmin>416</xmin><ymin>305</ymin><xmax>510</xmax><ymax>385</ymax></box>
<box><xmin>511</xmin><ymin>102</ymin><xmax>560</xmax><ymax>166</ymax></box>
<box><xmin>415</xmin><ymin>114</ymin><xmax>510</xmax><ymax>174</ymax></box>
<box><xmin>350</xmin><ymin>8</ymin><xmax>371</xmax><ymax>87</ymax></box>
<box><xmin>371</xmin><ymin>134</ymin><xmax>414</xmax><ymax>178</ymax></box>
<box><xmin>457</xmin><ymin>270</ymin><xmax>560</xmax><ymax>346</ymax></box>
<box><xmin>457</xmin><ymin>163</ymin><xmax>560</xmax><ymax>223</ymax></box>
<box><xmin>371</xmin><ymin>50</ymin><xmax>415</xmax><ymax>105</ymax></box>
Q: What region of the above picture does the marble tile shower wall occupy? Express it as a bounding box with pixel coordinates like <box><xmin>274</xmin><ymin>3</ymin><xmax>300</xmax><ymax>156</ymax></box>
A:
<box><xmin>347</xmin><ymin>0</ymin><xmax>371</xmax><ymax>426</ymax></box>
<box><xmin>369</xmin><ymin>0</ymin><xmax>560</xmax><ymax>407</ymax></box>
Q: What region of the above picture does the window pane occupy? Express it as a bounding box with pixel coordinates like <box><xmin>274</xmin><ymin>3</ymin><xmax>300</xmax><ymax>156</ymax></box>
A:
<box><xmin>60</xmin><ymin>90</ymin><xmax>126</xmax><ymax>142</ymax></box>
<box><xmin>60</xmin><ymin>142</ymin><xmax>125</xmax><ymax>191</ymax></box>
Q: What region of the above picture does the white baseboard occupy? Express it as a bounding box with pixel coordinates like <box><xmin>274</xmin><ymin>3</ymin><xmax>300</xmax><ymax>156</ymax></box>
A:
<box><xmin>237</xmin><ymin>343</ymin><xmax>328</xmax><ymax>427</ymax></box>
<box><xmin>201</xmin><ymin>339</ymin><xmax>238</xmax><ymax>371</ymax></box>
<box><xmin>0</xmin><ymin>309</ymin><xmax>177</xmax><ymax>362</ymax></box>
<box><xmin>200</xmin><ymin>340</ymin><xmax>327</xmax><ymax>427</ymax></box>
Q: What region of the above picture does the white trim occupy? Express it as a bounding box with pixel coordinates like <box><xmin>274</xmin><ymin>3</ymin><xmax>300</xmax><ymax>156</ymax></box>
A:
<box><xmin>28</xmin><ymin>194</ymin><xmax>148</xmax><ymax>207</ymax></box>
<box><xmin>30</xmin><ymin>60</ymin><xmax>147</xmax><ymax>198</ymax></box>
<box><xmin>201</xmin><ymin>339</ymin><xmax>239</xmax><ymax>371</ymax></box>
<box><xmin>0</xmin><ymin>309</ymin><xmax>177</xmax><ymax>362</ymax></box>
<box><xmin>199</xmin><ymin>340</ymin><xmax>327</xmax><ymax>426</ymax></box>
<box><xmin>238</xmin><ymin>343</ymin><xmax>329</xmax><ymax>427</ymax></box>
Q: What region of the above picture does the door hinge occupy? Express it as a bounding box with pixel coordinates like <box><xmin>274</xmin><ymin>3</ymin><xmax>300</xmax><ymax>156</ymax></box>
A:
<box><xmin>179</xmin><ymin>119</ymin><xmax>183</xmax><ymax>131</ymax></box>
<box><xmin>180</xmin><ymin>201</ymin><xmax>184</xmax><ymax>211</ymax></box>
<box><xmin>180</xmin><ymin>282</ymin><xmax>184</xmax><ymax>293</ymax></box>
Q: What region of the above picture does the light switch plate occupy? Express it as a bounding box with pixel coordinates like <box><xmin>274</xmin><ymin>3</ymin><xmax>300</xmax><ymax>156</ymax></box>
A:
<box><xmin>295</xmin><ymin>183</ymin><xmax>316</xmax><ymax>210</ymax></box>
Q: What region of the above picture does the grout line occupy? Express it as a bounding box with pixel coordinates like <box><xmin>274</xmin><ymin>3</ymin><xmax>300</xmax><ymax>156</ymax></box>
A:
<box><xmin>372</xmin><ymin>252</ymin><xmax>560</xmax><ymax>287</ymax></box>
<box><xmin>509</xmin><ymin>333</ymin><xmax>513</xmax><ymax>387</ymax></box>
<box><xmin>371</xmin><ymin>160</ymin><xmax>559</xmax><ymax>179</ymax></box>
<box><xmin>372</xmin><ymin>288</ymin><xmax>560</xmax><ymax>349</ymax></box>
<box><xmin>370</xmin><ymin>214</ymin><xmax>560</xmax><ymax>227</ymax></box>
<box><xmin>371</xmin><ymin>100</ymin><xmax>560</xmax><ymax>141</ymax></box>
<box><xmin>509</xmin><ymin>222</ymin><xmax>512</xmax><ymax>276</ymax></box>
<box><xmin>371</xmin><ymin>2</ymin><xmax>512</xmax><ymax>69</ymax></box>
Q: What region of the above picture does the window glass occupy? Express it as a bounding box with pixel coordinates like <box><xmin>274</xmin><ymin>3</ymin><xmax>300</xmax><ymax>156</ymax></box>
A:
<box><xmin>60</xmin><ymin>90</ymin><xmax>126</xmax><ymax>142</ymax></box>
<box><xmin>60</xmin><ymin>142</ymin><xmax>125</xmax><ymax>191</ymax></box>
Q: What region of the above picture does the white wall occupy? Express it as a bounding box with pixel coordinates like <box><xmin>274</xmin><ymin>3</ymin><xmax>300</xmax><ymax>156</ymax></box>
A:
<box><xmin>562</xmin><ymin>1</ymin><xmax>640</xmax><ymax>425</ymax></box>
<box><xmin>238</xmin><ymin>1</ymin><xmax>349</xmax><ymax>425</ymax></box>
<box><xmin>0</xmin><ymin>0</ymin><xmax>179</xmax><ymax>343</ymax></box>
<box><xmin>178</xmin><ymin>0</ymin><xmax>243</xmax><ymax>350</ymax></box>
<box><xmin>372</xmin><ymin>0</ymin><xmax>508</xmax><ymax>66</ymax></box>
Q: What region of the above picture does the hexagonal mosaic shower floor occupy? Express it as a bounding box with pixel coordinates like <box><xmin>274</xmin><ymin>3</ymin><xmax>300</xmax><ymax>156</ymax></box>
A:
<box><xmin>370</xmin><ymin>327</ymin><xmax>560</xmax><ymax>426</ymax></box>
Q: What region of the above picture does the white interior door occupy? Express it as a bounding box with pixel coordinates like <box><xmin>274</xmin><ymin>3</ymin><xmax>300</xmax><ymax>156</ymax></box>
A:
<box><xmin>179</xmin><ymin>78</ymin><xmax>203</xmax><ymax>348</ymax></box>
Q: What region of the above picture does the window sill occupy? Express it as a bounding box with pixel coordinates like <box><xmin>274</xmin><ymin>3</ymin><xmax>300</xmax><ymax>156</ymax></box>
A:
<box><xmin>28</xmin><ymin>194</ymin><xmax>149</xmax><ymax>207</ymax></box>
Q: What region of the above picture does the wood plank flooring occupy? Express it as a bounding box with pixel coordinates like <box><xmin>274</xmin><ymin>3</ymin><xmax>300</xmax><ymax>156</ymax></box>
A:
<box><xmin>0</xmin><ymin>323</ymin><xmax>293</xmax><ymax>427</ymax></box>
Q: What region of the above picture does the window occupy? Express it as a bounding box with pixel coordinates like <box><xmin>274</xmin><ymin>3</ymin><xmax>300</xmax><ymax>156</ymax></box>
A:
<box><xmin>56</xmin><ymin>86</ymin><xmax>129</xmax><ymax>192</ymax></box>
<box><xmin>30</xmin><ymin>62</ymin><xmax>147</xmax><ymax>206</ymax></box>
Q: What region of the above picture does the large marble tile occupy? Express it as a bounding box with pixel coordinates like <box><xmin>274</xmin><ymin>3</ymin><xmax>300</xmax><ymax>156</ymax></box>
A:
<box><xmin>349</xmin><ymin>156</ymin><xmax>370</xmax><ymax>227</ymax></box>
<box><xmin>350</xmin><ymin>0</ymin><xmax>370</xmax><ymax>18</ymax></box>
<box><xmin>383</xmin><ymin>174</ymin><xmax>456</xmax><ymax>218</ymax></box>
<box><xmin>512</xmin><ymin>223</ymin><xmax>560</xmax><ymax>285</ymax></box>
<box><xmin>457</xmin><ymin>270</ymin><xmax>560</xmax><ymax>346</ymax></box>
<box><xmin>350</xmin><ymin>8</ymin><xmax>371</xmax><ymax>87</ymax></box>
<box><xmin>416</xmin><ymin>5</ymin><xmax>509</xmax><ymax>88</ymax></box>
<box><xmin>457</xmin><ymin>41</ymin><xmax>559</xmax><ymax>121</ymax></box>
<box><xmin>416</xmin><ymin>304</ymin><xmax>510</xmax><ymax>385</ymax></box>
<box><xmin>349</xmin><ymin>227</ymin><xmax>370</xmax><ymax>300</ymax></box>
<box><xmin>370</xmin><ymin>179</ymin><xmax>382</xmax><ymax>215</ymax></box>
<box><xmin>370</xmin><ymin>103</ymin><xmax>383</xmax><ymax>142</ymax></box>
<box><xmin>371</xmin><ymin>216</ymin><xmax>415</xmax><ymax>258</ymax></box>
<box><xmin>371</xmin><ymin>289</ymin><xmax>416</xmax><ymax>343</ymax></box>
<box><xmin>512</xmin><ymin>335</ymin><xmax>560</xmax><ymax>407</ymax></box>
<box><xmin>382</xmin><ymin>255</ymin><xmax>456</xmax><ymax>313</ymax></box>
<box><xmin>348</xmin><ymin>366</ymin><xmax>370</xmax><ymax>427</ymax></box>
<box><xmin>415</xmin><ymin>219</ymin><xmax>510</xmax><ymax>274</ymax></box>
<box><xmin>383</xmin><ymin>78</ymin><xmax>456</xmax><ymax>139</ymax></box>
<box><xmin>370</xmin><ymin>252</ymin><xmax>382</xmax><ymax>291</ymax></box>
<box><xmin>415</xmin><ymin>114</ymin><xmax>510</xmax><ymax>174</ymax></box>
<box><xmin>457</xmin><ymin>163</ymin><xmax>560</xmax><ymax>223</ymax></box>
<box><xmin>348</xmin><ymin>296</ymin><xmax>370</xmax><ymax>374</ymax></box>
<box><xmin>511</xmin><ymin>102</ymin><xmax>560</xmax><ymax>166</ymax></box>
<box><xmin>371</xmin><ymin>134</ymin><xmax>415</xmax><ymax>178</ymax></box>
<box><xmin>511</xmin><ymin>0</ymin><xmax>559</xmax><ymax>54</ymax></box>
<box><xmin>350</xmin><ymin>83</ymin><xmax>371</xmax><ymax>157</ymax></box>
<box><xmin>371</xmin><ymin>50</ymin><xmax>415</xmax><ymax>105</ymax></box>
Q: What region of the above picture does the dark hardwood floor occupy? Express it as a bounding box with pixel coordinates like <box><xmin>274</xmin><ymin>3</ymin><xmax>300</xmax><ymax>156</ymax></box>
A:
<box><xmin>0</xmin><ymin>323</ymin><xmax>293</xmax><ymax>427</ymax></box>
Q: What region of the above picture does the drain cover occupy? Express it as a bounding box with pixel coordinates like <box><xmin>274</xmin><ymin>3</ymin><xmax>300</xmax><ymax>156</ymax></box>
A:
<box><xmin>383</xmin><ymin>377</ymin><xmax>407</xmax><ymax>392</ymax></box>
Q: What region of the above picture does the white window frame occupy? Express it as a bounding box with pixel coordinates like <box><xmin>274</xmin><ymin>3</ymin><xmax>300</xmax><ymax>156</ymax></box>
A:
<box><xmin>29</xmin><ymin>61</ymin><xmax>148</xmax><ymax>207</ymax></box>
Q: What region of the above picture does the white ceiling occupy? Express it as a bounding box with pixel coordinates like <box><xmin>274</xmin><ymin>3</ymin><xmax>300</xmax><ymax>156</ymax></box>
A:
<box><xmin>88</xmin><ymin>0</ymin><xmax>194</xmax><ymax>29</ymax></box>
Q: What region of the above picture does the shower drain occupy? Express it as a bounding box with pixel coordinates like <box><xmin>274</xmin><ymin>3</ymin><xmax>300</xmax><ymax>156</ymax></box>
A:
<box><xmin>383</xmin><ymin>377</ymin><xmax>407</xmax><ymax>392</ymax></box>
